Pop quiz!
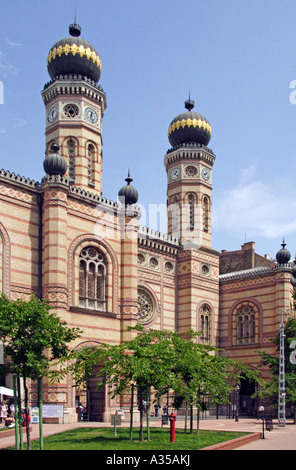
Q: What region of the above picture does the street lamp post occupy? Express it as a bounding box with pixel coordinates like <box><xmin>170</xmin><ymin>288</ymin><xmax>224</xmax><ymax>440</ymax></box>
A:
<box><xmin>235</xmin><ymin>384</ymin><xmax>240</xmax><ymax>422</ymax></box>
<box><xmin>278</xmin><ymin>308</ymin><xmax>286</xmax><ymax>427</ymax></box>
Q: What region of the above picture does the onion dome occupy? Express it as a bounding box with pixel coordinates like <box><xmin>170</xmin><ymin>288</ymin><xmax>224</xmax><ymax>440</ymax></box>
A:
<box><xmin>47</xmin><ymin>23</ymin><xmax>102</xmax><ymax>83</ymax></box>
<box><xmin>118</xmin><ymin>172</ymin><xmax>139</xmax><ymax>205</ymax></box>
<box><xmin>168</xmin><ymin>99</ymin><xmax>211</xmax><ymax>148</ymax></box>
<box><xmin>276</xmin><ymin>239</ymin><xmax>291</xmax><ymax>265</ymax></box>
<box><xmin>292</xmin><ymin>258</ymin><xmax>296</xmax><ymax>279</ymax></box>
<box><xmin>43</xmin><ymin>142</ymin><xmax>67</xmax><ymax>176</ymax></box>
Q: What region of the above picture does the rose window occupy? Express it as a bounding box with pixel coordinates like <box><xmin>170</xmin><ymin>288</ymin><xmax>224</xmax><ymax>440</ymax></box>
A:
<box><xmin>64</xmin><ymin>104</ymin><xmax>79</xmax><ymax>118</ymax></box>
<box><xmin>137</xmin><ymin>289</ymin><xmax>154</xmax><ymax>323</ymax></box>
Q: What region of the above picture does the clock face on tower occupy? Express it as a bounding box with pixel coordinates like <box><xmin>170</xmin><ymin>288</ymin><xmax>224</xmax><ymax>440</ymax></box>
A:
<box><xmin>47</xmin><ymin>107</ymin><xmax>58</xmax><ymax>123</ymax></box>
<box><xmin>170</xmin><ymin>168</ymin><xmax>180</xmax><ymax>181</ymax></box>
<box><xmin>85</xmin><ymin>107</ymin><xmax>98</xmax><ymax>124</ymax></box>
<box><xmin>201</xmin><ymin>167</ymin><xmax>210</xmax><ymax>181</ymax></box>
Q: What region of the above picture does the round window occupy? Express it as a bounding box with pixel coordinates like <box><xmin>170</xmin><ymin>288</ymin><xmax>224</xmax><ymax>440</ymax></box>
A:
<box><xmin>137</xmin><ymin>289</ymin><xmax>155</xmax><ymax>324</ymax></box>
<box><xmin>64</xmin><ymin>104</ymin><xmax>79</xmax><ymax>118</ymax></box>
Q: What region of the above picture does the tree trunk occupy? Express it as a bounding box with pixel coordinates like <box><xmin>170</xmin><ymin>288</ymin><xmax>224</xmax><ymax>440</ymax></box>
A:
<box><xmin>146</xmin><ymin>386</ymin><xmax>150</xmax><ymax>440</ymax></box>
<box><xmin>24</xmin><ymin>377</ymin><xmax>31</xmax><ymax>450</ymax></box>
<box><xmin>139</xmin><ymin>386</ymin><xmax>143</xmax><ymax>441</ymax></box>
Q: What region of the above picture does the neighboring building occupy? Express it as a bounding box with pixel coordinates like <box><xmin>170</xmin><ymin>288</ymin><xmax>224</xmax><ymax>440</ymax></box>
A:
<box><xmin>0</xmin><ymin>23</ymin><xmax>295</xmax><ymax>422</ymax></box>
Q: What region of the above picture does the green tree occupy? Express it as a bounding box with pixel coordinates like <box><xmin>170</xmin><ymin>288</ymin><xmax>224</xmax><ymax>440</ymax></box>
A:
<box><xmin>0</xmin><ymin>294</ymin><xmax>82</xmax><ymax>449</ymax></box>
<box><xmin>69</xmin><ymin>325</ymin><xmax>262</xmax><ymax>440</ymax></box>
<box><xmin>257</xmin><ymin>318</ymin><xmax>296</xmax><ymax>420</ymax></box>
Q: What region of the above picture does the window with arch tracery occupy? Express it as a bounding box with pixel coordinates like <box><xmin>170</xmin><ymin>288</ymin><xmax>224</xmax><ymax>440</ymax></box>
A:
<box><xmin>67</xmin><ymin>139</ymin><xmax>76</xmax><ymax>181</ymax></box>
<box><xmin>188</xmin><ymin>194</ymin><xmax>195</xmax><ymax>230</ymax></box>
<box><xmin>236</xmin><ymin>303</ymin><xmax>257</xmax><ymax>345</ymax></box>
<box><xmin>137</xmin><ymin>288</ymin><xmax>155</xmax><ymax>324</ymax></box>
<box><xmin>202</xmin><ymin>196</ymin><xmax>210</xmax><ymax>231</ymax></box>
<box><xmin>79</xmin><ymin>246</ymin><xmax>106</xmax><ymax>311</ymax></box>
<box><xmin>169</xmin><ymin>196</ymin><xmax>180</xmax><ymax>238</ymax></box>
<box><xmin>199</xmin><ymin>304</ymin><xmax>211</xmax><ymax>343</ymax></box>
<box><xmin>87</xmin><ymin>143</ymin><xmax>95</xmax><ymax>185</ymax></box>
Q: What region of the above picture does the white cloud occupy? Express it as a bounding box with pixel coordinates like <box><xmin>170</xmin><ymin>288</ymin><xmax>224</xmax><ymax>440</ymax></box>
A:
<box><xmin>213</xmin><ymin>165</ymin><xmax>296</xmax><ymax>240</ymax></box>
<box><xmin>0</xmin><ymin>51</ymin><xmax>18</xmax><ymax>76</ymax></box>
<box><xmin>13</xmin><ymin>118</ymin><xmax>27</xmax><ymax>128</ymax></box>
<box><xmin>5</xmin><ymin>38</ymin><xmax>23</xmax><ymax>47</ymax></box>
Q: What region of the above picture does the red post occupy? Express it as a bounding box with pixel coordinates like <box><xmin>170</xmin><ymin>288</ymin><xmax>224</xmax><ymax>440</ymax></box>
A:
<box><xmin>169</xmin><ymin>412</ymin><xmax>176</xmax><ymax>443</ymax></box>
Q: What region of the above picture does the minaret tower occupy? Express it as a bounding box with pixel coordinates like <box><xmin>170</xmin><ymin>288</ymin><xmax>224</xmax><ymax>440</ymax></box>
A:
<box><xmin>41</xmin><ymin>22</ymin><xmax>106</xmax><ymax>195</ymax></box>
<box><xmin>164</xmin><ymin>98</ymin><xmax>215</xmax><ymax>250</ymax></box>
<box><xmin>164</xmin><ymin>98</ymin><xmax>219</xmax><ymax>339</ymax></box>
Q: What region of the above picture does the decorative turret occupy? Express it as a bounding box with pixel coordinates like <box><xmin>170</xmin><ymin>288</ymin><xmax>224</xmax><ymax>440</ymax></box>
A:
<box><xmin>118</xmin><ymin>171</ymin><xmax>139</xmax><ymax>205</ymax></box>
<box><xmin>43</xmin><ymin>142</ymin><xmax>67</xmax><ymax>176</ymax></box>
<box><xmin>276</xmin><ymin>239</ymin><xmax>291</xmax><ymax>265</ymax></box>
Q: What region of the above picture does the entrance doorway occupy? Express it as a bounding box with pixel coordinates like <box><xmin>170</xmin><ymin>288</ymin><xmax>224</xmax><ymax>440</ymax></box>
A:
<box><xmin>87</xmin><ymin>373</ymin><xmax>105</xmax><ymax>421</ymax></box>
<box><xmin>239</xmin><ymin>378</ymin><xmax>256</xmax><ymax>417</ymax></box>
<box><xmin>76</xmin><ymin>364</ymin><xmax>106</xmax><ymax>422</ymax></box>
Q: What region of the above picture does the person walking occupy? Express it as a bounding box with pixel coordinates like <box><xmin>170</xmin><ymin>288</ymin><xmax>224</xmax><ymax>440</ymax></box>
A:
<box><xmin>258</xmin><ymin>404</ymin><xmax>264</xmax><ymax>419</ymax></box>
<box><xmin>0</xmin><ymin>401</ymin><xmax>7</xmax><ymax>425</ymax></box>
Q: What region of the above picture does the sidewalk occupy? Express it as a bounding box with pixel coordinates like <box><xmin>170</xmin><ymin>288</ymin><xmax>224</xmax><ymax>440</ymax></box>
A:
<box><xmin>0</xmin><ymin>417</ymin><xmax>295</xmax><ymax>450</ymax></box>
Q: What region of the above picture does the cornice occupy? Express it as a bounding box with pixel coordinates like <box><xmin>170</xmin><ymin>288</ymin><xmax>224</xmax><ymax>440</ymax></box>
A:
<box><xmin>219</xmin><ymin>264</ymin><xmax>293</xmax><ymax>282</ymax></box>
<box><xmin>0</xmin><ymin>168</ymin><xmax>41</xmax><ymax>194</ymax></box>
<box><xmin>164</xmin><ymin>143</ymin><xmax>215</xmax><ymax>168</ymax></box>
<box><xmin>41</xmin><ymin>76</ymin><xmax>107</xmax><ymax>110</ymax></box>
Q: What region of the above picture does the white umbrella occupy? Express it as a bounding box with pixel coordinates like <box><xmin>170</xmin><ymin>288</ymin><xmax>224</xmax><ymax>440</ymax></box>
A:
<box><xmin>0</xmin><ymin>386</ymin><xmax>14</xmax><ymax>396</ymax></box>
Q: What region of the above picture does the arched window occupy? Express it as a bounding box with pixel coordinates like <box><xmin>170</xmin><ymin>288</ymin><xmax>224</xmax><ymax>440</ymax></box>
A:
<box><xmin>202</xmin><ymin>196</ymin><xmax>210</xmax><ymax>231</ymax></box>
<box><xmin>170</xmin><ymin>196</ymin><xmax>180</xmax><ymax>237</ymax></box>
<box><xmin>87</xmin><ymin>143</ymin><xmax>95</xmax><ymax>185</ymax></box>
<box><xmin>67</xmin><ymin>139</ymin><xmax>76</xmax><ymax>181</ymax></box>
<box><xmin>236</xmin><ymin>303</ymin><xmax>257</xmax><ymax>345</ymax></box>
<box><xmin>79</xmin><ymin>246</ymin><xmax>106</xmax><ymax>311</ymax></box>
<box><xmin>199</xmin><ymin>304</ymin><xmax>211</xmax><ymax>343</ymax></box>
<box><xmin>188</xmin><ymin>194</ymin><xmax>195</xmax><ymax>230</ymax></box>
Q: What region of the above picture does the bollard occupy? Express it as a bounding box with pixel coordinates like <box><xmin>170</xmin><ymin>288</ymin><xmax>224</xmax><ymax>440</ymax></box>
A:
<box><xmin>169</xmin><ymin>412</ymin><xmax>177</xmax><ymax>443</ymax></box>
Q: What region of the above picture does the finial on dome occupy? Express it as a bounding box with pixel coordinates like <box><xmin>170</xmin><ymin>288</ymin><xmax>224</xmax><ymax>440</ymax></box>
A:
<box><xmin>51</xmin><ymin>141</ymin><xmax>60</xmax><ymax>153</ymax></box>
<box><xmin>185</xmin><ymin>93</ymin><xmax>195</xmax><ymax>111</ymax></box>
<box><xmin>69</xmin><ymin>12</ymin><xmax>81</xmax><ymax>37</ymax></box>
<box><xmin>125</xmin><ymin>168</ymin><xmax>133</xmax><ymax>185</ymax></box>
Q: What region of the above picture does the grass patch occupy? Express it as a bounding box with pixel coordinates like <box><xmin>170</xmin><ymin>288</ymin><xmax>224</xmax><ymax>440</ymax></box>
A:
<box><xmin>4</xmin><ymin>426</ymin><xmax>248</xmax><ymax>450</ymax></box>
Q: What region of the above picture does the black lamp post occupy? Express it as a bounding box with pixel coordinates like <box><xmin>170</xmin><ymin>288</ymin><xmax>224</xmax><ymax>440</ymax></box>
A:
<box><xmin>235</xmin><ymin>384</ymin><xmax>240</xmax><ymax>422</ymax></box>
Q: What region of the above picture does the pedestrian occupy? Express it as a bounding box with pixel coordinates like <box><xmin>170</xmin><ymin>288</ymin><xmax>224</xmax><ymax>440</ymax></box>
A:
<box><xmin>9</xmin><ymin>401</ymin><xmax>14</xmax><ymax>417</ymax></box>
<box><xmin>78</xmin><ymin>402</ymin><xmax>84</xmax><ymax>421</ymax></box>
<box><xmin>154</xmin><ymin>403</ymin><xmax>159</xmax><ymax>417</ymax></box>
<box><xmin>258</xmin><ymin>404</ymin><xmax>264</xmax><ymax>419</ymax></box>
<box><xmin>0</xmin><ymin>401</ymin><xmax>7</xmax><ymax>425</ymax></box>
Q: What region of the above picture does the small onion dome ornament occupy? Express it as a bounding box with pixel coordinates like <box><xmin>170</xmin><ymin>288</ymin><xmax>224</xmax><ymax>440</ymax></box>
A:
<box><xmin>168</xmin><ymin>98</ymin><xmax>212</xmax><ymax>148</ymax></box>
<box><xmin>276</xmin><ymin>238</ymin><xmax>291</xmax><ymax>265</ymax></box>
<box><xmin>43</xmin><ymin>142</ymin><xmax>67</xmax><ymax>177</ymax></box>
<box><xmin>118</xmin><ymin>171</ymin><xmax>139</xmax><ymax>205</ymax></box>
<box><xmin>47</xmin><ymin>23</ymin><xmax>102</xmax><ymax>83</ymax></box>
<box><xmin>292</xmin><ymin>257</ymin><xmax>296</xmax><ymax>279</ymax></box>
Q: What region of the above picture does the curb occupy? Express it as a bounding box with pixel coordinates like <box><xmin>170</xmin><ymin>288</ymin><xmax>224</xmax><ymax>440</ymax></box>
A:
<box><xmin>200</xmin><ymin>432</ymin><xmax>262</xmax><ymax>450</ymax></box>
<box><xmin>0</xmin><ymin>426</ymin><xmax>32</xmax><ymax>439</ymax></box>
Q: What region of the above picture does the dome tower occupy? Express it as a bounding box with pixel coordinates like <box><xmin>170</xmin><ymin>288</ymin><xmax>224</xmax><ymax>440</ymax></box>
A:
<box><xmin>164</xmin><ymin>98</ymin><xmax>215</xmax><ymax>249</ymax></box>
<box><xmin>41</xmin><ymin>22</ymin><xmax>107</xmax><ymax>195</ymax></box>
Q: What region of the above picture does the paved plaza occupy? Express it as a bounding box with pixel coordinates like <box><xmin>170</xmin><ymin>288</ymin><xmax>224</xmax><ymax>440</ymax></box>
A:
<box><xmin>0</xmin><ymin>417</ymin><xmax>295</xmax><ymax>450</ymax></box>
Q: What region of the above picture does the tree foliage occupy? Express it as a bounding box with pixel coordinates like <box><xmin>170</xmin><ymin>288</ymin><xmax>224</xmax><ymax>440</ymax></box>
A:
<box><xmin>0</xmin><ymin>293</ymin><xmax>82</xmax><ymax>449</ymax></box>
<box><xmin>69</xmin><ymin>325</ymin><xmax>262</xmax><ymax>440</ymax></box>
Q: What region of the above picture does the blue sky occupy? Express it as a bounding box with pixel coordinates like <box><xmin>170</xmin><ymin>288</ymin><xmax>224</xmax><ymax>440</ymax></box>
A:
<box><xmin>0</xmin><ymin>0</ymin><xmax>296</xmax><ymax>260</ymax></box>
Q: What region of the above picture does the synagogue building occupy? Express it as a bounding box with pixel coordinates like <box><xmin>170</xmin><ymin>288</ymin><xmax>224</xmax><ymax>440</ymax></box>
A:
<box><xmin>0</xmin><ymin>22</ymin><xmax>295</xmax><ymax>423</ymax></box>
